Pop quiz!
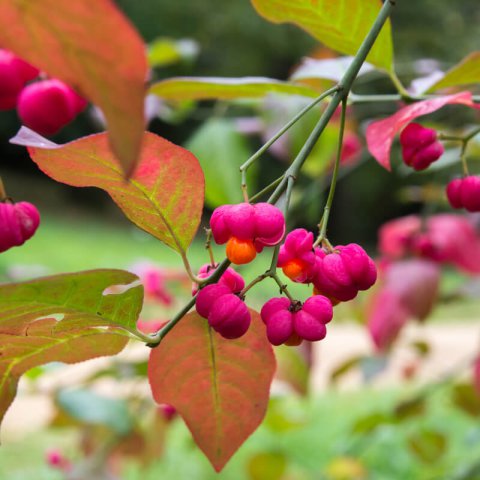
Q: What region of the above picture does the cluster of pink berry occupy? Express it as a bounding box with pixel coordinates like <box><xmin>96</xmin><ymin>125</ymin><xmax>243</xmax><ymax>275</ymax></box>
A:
<box><xmin>0</xmin><ymin>200</ymin><xmax>40</xmax><ymax>253</ymax></box>
<box><xmin>399</xmin><ymin>122</ymin><xmax>480</xmax><ymax>213</ymax></box>
<box><xmin>210</xmin><ymin>202</ymin><xmax>285</xmax><ymax>264</ymax></box>
<box><xmin>195</xmin><ymin>266</ymin><xmax>250</xmax><ymax>339</ymax></box>
<box><xmin>277</xmin><ymin>229</ymin><xmax>377</xmax><ymax>304</ymax></box>
<box><xmin>194</xmin><ymin>203</ymin><xmax>377</xmax><ymax>346</ymax></box>
<box><xmin>0</xmin><ymin>49</ymin><xmax>86</xmax><ymax>135</ymax></box>
<box><xmin>399</xmin><ymin>123</ymin><xmax>444</xmax><ymax>171</ymax></box>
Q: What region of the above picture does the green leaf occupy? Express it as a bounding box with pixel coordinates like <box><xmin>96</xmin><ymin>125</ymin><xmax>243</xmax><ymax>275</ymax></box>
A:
<box><xmin>0</xmin><ymin>0</ymin><xmax>148</xmax><ymax>176</ymax></box>
<box><xmin>393</xmin><ymin>397</ymin><xmax>426</xmax><ymax>421</ymax></box>
<box><xmin>148</xmin><ymin>310</ymin><xmax>276</xmax><ymax>472</ymax></box>
<box><xmin>330</xmin><ymin>355</ymin><xmax>364</xmax><ymax>384</ymax></box>
<box><xmin>12</xmin><ymin>128</ymin><xmax>205</xmax><ymax>254</ymax></box>
<box><xmin>352</xmin><ymin>412</ymin><xmax>391</xmax><ymax>434</ymax></box>
<box><xmin>429</xmin><ymin>52</ymin><xmax>480</xmax><ymax>92</ymax></box>
<box><xmin>452</xmin><ymin>383</ymin><xmax>480</xmax><ymax>417</ymax></box>
<box><xmin>407</xmin><ymin>429</ymin><xmax>447</xmax><ymax>463</ymax></box>
<box><xmin>185</xmin><ymin>119</ymin><xmax>254</xmax><ymax>208</ymax></box>
<box><xmin>57</xmin><ymin>389</ymin><xmax>133</xmax><ymax>435</ymax></box>
<box><xmin>0</xmin><ymin>269</ymin><xmax>143</xmax><ymax>430</ymax></box>
<box><xmin>150</xmin><ymin>77</ymin><xmax>319</xmax><ymax>101</ymax></box>
<box><xmin>250</xmin><ymin>0</ymin><xmax>393</xmax><ymax>71</ymax></box>
<box><xmin>248</xmin><ymin>451</ymin><xmax>287</xmax><ymax>480</ymax></box>
<box><xmin>148</xmin><ymin>37</ymin><xmax>199</xmax><ymax>68</ymax></box>
<box><xmin>264</xmin><ymin>398</ymin><xmax>307</xmax><ymax>433</ymax></box>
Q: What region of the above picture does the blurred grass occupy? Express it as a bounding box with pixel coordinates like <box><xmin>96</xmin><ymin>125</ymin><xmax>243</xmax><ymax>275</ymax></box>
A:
<box><xmin>2</xmin><ymin>388</ymin><xmax>480</xmax><ymax>479</ymax></box>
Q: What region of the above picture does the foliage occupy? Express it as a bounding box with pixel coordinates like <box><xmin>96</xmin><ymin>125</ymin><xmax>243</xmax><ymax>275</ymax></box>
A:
<box><xmin>0</xmin><ymin>0</ymin><xmax>480</xmax><ymax>476</ymax></box>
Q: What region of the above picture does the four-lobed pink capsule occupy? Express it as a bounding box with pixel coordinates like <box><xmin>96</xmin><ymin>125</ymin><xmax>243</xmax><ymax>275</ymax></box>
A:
<box><xmin>210</xmin><ymin>202</ymin><xmax>285</xmax><ymax>265</ymax></box>
<box><xmin>18</xmin><ymin>79</ymin><xmax>87</xmax><ymax>136</ymax></box>
<box><xmin>260</xmin><ymin>295</ymin><xmax>333</xmax><ymax>346</ymax></box>
<box><xmin>0</xmin><ymin>201</ymin><xmax>40</xmax><ymax>253</ymax></box>
<box><xmin>400</xmin><ymin>123</ymin><xmax>444</xmax><ymax>171</ymax></box>
<box><xmin>446</xmin><ymin>176</ymin><xmax>480</xmax><ymax>212</ymax></box>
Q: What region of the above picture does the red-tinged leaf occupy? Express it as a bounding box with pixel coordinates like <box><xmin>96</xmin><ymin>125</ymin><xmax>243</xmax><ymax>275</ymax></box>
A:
<box><xmin>381</xmin><ymin>260</ymin><xmax>440</xmax><ymax>322</ymax></box>
<box><xmin>150</xmin><ymin>76</ymin><xmax>318</xmax><ymax>100</ymax></box>
<box><xmin>148</xmin><ymin>311</ymin><xmax>276</xmax><ymax>472</ymax></box>
<box><xmin>11</xmin><ymin>128</ymin><xmax>204</xmax><ymax>253</ymax></box>
<box><xmin>250</xmin><ymin>0</ymin><xmax>393</xmax><ymax>71</ymax></box>
<box><xmin>0</xmin><ymin>0</ymin><xmax>147</xmax><ymax>176</ymax></box>
<box><xmin>366</xmin><ymin>91</ymin><xmax>480</xmax><ymax>170</ymax></box>
<box><xmin>0</xmin><ymin>269</ymin><xmax>144</xmax><ymax>429</ymax></box>
<box><xmin>429</xmin><ymin>52</ymin><xmax>480</xmax><ymax>92</ymax></box>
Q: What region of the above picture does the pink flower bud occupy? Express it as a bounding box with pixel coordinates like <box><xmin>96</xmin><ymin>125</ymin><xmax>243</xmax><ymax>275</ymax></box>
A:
<box><xmin>0</xmin><ymin>201</ymin><xmax>40</xmax><ymax>253</ymax></box>
<box><xmin>0</xmin><ymin>50</ymin><xmax>39</xmax><ymax>110</ymax></box>
<box><xmin>400</xmin><ymin>123</ymin><xmax>443</xmax><ymax>170</ymax></box>
<box><xmin>17</xmin><ymin>79</ymin><xmax>87</xmax><ymax>136</ymax></box>
<box><xmin>195</xmin><ymin>283</ymin><xmax>231</xmax><ymax>318</ymax></box>
<box><xmin>446</xmin><ymin>176</ymin><xmax>480</xmax><ymax>212</ymax></box>
<box><xmin>208</xmin><ymin>293</ymin><xmax>251</xmax><ymax>339</ymax></box>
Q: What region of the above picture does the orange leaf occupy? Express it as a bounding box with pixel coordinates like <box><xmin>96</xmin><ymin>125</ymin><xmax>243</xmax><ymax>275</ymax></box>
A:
<box><xmin>12</xmin><ymin>128</ymin><xmax>204</xmax><ymax>253</ymax></box>
<box><xmin>0</xmin><ymin>0</ymin><xmax>148</xmax><ymax>176</ymax></box>
<box><xmin>148</xmin><ymin>311</ymin><xmax>276</xmax><ymax>471</ymax></box>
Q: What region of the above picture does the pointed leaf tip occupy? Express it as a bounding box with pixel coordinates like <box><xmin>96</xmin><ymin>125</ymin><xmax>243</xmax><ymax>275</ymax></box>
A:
<box><xmin>148</xmin><ymin>310</ymin><xmax>275</xmax><ymax>471</ymax></box>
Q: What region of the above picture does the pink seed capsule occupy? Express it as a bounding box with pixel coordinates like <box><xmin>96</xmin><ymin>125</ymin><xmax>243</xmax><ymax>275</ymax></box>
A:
<box><xmin>0</xmin><ymin>50</ymin><xmax>39</xmax><ymax>110</ymax></box>
<box><xmin>446</xmin><ymin>176</ymin><xmax>480</xmax><ymax>212</ymax></box>
<box><xmin>400</xmin><ymin>123</ymin><xmax>443</xmax><ymax>171</ymax></box>
<box><xmin>192</xmin><ymin>264</ymin><xmax>245</xmax><ymax>296</ymax></box>
<box><xmin>253</xmin><ymin>202</ymin><xmax>286</xmax><ymax>249</ymax></box>
<box><xmin>312</xmin><ymin>243</ymin><xmax>377</xmax><ymax>303</ymax></box>
<box><xmin>0</xmin><ymin>201</ymin><xmax>40</xmax><ymax>253</ymax></box>
<box><xmin>17</xmin><ymin>79</ymin><xmax>87</xmax><ymax>136</ymax></box>
<box><xmin>446</xmin><ymin>178</ymin><xmax>464</xmax><ymax>209</ymax></box>
<box><xmin>277</xmin><ymin>229</ymin><xmax>317</xmax><ymax>283</ymax></box>
<box><xmin>195</xmin><ymin>283</ymin><xmax>231</xmax><ymax>319</ymax></box>
<box><xmin>207</xmin><ymin>293</ymin><xmax>251</xmax><ymax>339</ymax></box>
<box><xmin>265</xmin><ymin>309</ymin><xmax>294</xmax><ymax>346</ymax></box>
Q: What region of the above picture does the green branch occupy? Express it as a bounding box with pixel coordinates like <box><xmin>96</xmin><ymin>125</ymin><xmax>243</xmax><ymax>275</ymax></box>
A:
<box><xmin>138</xmin><ymin>0</ymin><xmax>397</xmax><ymax>347</ymax></box>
